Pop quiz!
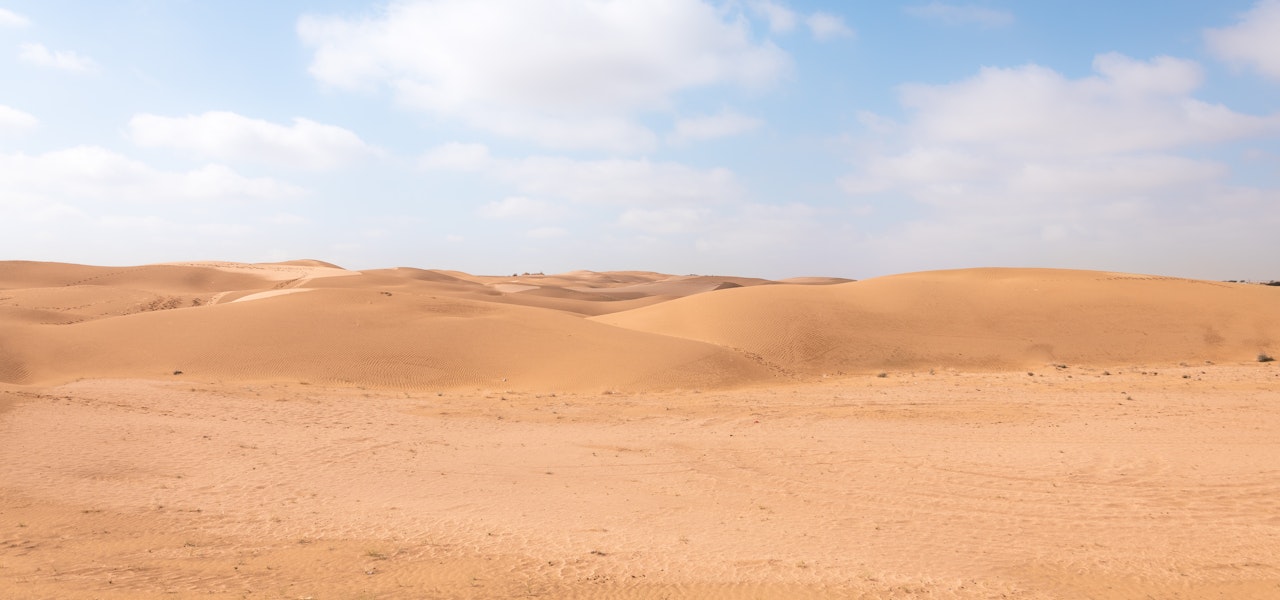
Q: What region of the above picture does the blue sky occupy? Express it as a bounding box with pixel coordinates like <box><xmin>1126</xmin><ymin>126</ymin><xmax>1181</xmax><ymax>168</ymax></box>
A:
<box><xmin>2</xmin><ymin>1</ymin><xmax>1278</xmax><ymax>279</ymax></box>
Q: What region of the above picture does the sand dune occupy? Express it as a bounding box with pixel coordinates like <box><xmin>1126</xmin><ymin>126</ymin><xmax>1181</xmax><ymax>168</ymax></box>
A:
<box><xmin>0</xmin><ymin>260</ymin><xmax>871</xmax><ymax>389</ymax></box>
<box><xmin>597</xmin><ymin>267</ymin><xmax>1278</xmax><ymax>375</ymax></box>
<box><xmin>3</xmin><ymin>286</ymin><xmax>772</xmax><ymax>390</ymax></box>
<box><xmin>3</xmin><ymin>261</ymin><xmax>1276</xmax><ymax>389</ymax></box>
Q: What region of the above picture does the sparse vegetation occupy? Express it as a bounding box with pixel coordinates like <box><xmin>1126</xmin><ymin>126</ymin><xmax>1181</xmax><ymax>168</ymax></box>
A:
<box><xmin>1259</xmin><ymin>354</ymin><xmax>1276</xmax><ymax>363</ymax></box>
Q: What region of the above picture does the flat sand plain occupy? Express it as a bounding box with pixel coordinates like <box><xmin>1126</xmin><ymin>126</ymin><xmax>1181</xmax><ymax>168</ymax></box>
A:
<box><xmin>2</xmin><ymin>261</ymin><xmax>1278</xmax><ymax>598</ymax></box>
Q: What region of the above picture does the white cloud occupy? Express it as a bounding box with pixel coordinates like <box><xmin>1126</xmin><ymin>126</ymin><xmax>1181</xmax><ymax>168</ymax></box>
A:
<box><xmin>846</xmin><ymin>186</ymin><xmax>1280</xmax><ymax>280</ymax></box>
<box><xmin>668</xmin><ymin>110</ymin><xmax>762</xmax><ymax>143</ymax></box>
<box><xmin>904</xmin><ymin>2</ymin><xmax>1014</xmax><ymax>28</ymax></box>
<box><xmin>748</xmin><ymin>2</ymin><xmax>851</xmax><ymax>42</ymax></box>
<box><xmin>418</xmin><ymin>142</ymin><xmax>492</xmax><ymax>171</ymax></box>
<box><xmin>422</xmin><ymin>143</ymin><xmax>743</xmax><ymax>207</ymax></box>
<box><xmin>0</xmin><ymin>146</ymin><xmax>303</xmax><ymax>205</ymax></box>
<box><xmin>840</xmin><ymin>53</ymin><xmax>1280</xmax><ymax>275</ymax></box>
<box><xmin>0</xmin><ymin>147</ymin><xmax>307</xmax><ymax>263</ymax></box>
<box><xmin>1005</xmin><ymin>155</ymin><xmax>1228</xmax><ymax>200</ymax></box>
<box><xmin>526</xmin><ymin>226</ymin><xmax>568</xmax><ymax>239</ymax></box>
<box><xmin>806</xmin><ymin>12</ymin><xmax>854</xmax><ymax>41</ymax></box>
<box><xmin>749</xmin><ymin>1</ymin><xmax>797</xmax><ymax>33</ymax></box>
<box><xmin>0</xmin><ymin>8</ymin><xmax>30</xmax><ymax>27</ymax></box>
<box><xmin>1206</xmin><ymin>0</ymin><xmax>1280</xmax><ymax>80</ymax></box>
<box><xmin>418</xmin><ymin>107</ymin><xmax>657</xmax><ymax>152</ymax></box>
<box><xmin>692</xmin><ymin>203</ymin><xmax>820</xmax><ymax>261</ymax></box>
<box><xmin>267</xmin><ymin>212</ymin><xmax>309</xmax><ymax>225</ymax></box>
<box><xmin>618</xmin><ymin>207</ymin><xmax>707</xmax><ymax>234</ymax></box>
<box><xmin>891</xmin><ymin>53</ymin><xmax>1277</xmax><ymax>159</ymax></box>
<box><xmin>129</xmin><ymin>111</ymin><xmax>378</xmax><ymax>170</ymax></box>
<box><xmin>298</xmin><ymin>0</ymin><xmax>789</xmax><ymax>152</ymax></box>
<box><xmin>0</xmin><ymin>104</ymin><xmax>38</xmax><ymax>133</ymax></box>
<box><xmin>18</xmin><ymin>42</ymin><xmax>95</xmax><ymax>71</ymax></box>
<box><xmin>499</xmin><ymin>156</ymin><xmax>740</xmax><ymax>206</ymax></box>
<box><xmin>478</xmin><ymin>196</ymin><xmax>562</xmax><ymax>220</ymax></box>
<box><xmin>196</xmin><ymin>222</ymin><xmax>255</xmax><ymax>237</ymax></box>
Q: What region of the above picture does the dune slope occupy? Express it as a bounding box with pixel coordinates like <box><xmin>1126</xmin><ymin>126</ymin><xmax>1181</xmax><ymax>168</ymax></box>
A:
<box><xmin>596</xmin><ymin>268</ymin><xmax>1278</xmax><ymax>375</ymax></box>
<box><xmin>2</xmin><ymin>285</ymin><xmax>774</xmax><ymax>390</ymax></box>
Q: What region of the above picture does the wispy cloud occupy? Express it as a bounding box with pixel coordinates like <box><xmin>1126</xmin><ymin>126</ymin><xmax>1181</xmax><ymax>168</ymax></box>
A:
<box><xmin>1206</xmin><ymin>0</ymin><xmax>1280</xmax><ymax>80</ymax></box>
<box><xmin>668</xmin><ymin>111</ymin><xmax>762</xmax><ymax>144</ymax></box>
<box><xmin>0</xmin><ymin>104</ymin><xmax>38</xmax><ymax>133</ymax></box>
<box><xmin>18</xmin><ymin>42</ymin><xmax>96</xmax><ymax>71</ymax></box>
<box><xmin>478</xmin><ymin>196</ymin><xmax>564</xmax><ymax>220</ymax></box>
<box><xmin>423</xmin><ymin>143</ymin><xmax>742</xmax><ymax>207</ymax></box>
<box><xmin>129</xmin><ymin>111</ymin><xmax>380</xmax><ymax>170</ymax></box>
<box><xmin>749</xmin><ymin>0</ymin><xmax>797</xmax><ymax>33</ymax></box>
<box><xmin>0</xmin><ymin>8</ymin><xmax>30</xmax><ymax>27</ymax></box>
<box><xmin>418</xmin><ymin>142</ymin><xmax>492</xmax><ymax>171</ymax></box>
<box><xmin>749</xmin><ymin>2</ymin><xmax>853</xmax><ymax>42</ymax></box>
<box><xmin>526</xmin><ymin>226</ymin><xmax>568</xmax><ymax>239</ymax></box>
<box><xmin>806</xmin><ymin>12</ymin><xmax>855</xmax><ymax>40</ymax></box>
<box><xmin>0</xmin><ymin>146</ymin><xmax>304</xmax><ymax>204</ymax></box>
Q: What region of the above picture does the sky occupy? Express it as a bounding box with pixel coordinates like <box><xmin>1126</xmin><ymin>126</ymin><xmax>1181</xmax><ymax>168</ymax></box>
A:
<box><xmin>1</xmin><ymin>0</ymin><xmax>1278</xmax><ymax>279</ymax></box>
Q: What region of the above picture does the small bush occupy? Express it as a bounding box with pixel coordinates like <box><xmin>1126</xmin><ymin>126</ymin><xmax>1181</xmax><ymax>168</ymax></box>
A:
<box><xmin>1259</xmin><ymin>354</ymin><xmax>1276</xmax><ymax>363</ymax></box>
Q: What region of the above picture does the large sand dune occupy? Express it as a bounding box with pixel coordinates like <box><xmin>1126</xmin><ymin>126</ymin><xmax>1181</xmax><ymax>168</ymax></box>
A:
<box><xmin>0</xmin><ymin>264</ymin><xmax>775</xmax><ymax>390</ymax></box>
<box><xmin>598</xmin><ymin>267</ymin><xmax>1278</xmax><ymax>375</ymax></box>
<box><xmin>2</xmin><ymin>261</ymin><xmax>1275</xmax><ymax>389</ymax></box>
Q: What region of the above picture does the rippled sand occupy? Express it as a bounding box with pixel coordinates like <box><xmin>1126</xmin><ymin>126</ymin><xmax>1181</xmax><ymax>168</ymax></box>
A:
<box><xmin>4</xmin><ymin>364</ymin><xmax>1278</xmax><ymax>598</ymax></box>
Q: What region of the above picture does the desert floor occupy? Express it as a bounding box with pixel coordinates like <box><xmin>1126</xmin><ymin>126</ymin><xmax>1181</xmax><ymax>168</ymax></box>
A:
<box><xmin>3</xmin><ymin>363</ymin><xmax>1279</xmax><ymax>599</ymax></box>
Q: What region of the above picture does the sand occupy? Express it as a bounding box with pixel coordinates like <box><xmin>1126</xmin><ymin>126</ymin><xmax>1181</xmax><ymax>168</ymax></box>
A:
<box><xmin>2</xmin><ymin>260</ymin><xmax>1278</xmax><ymax>598</ymax></box>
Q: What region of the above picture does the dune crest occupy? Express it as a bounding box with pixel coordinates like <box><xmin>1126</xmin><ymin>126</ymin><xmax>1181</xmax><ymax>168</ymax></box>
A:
<box><xmin>1</xmin><ymin>261</ymin><xmax>1275</xmax><ymax>388</ymax></box>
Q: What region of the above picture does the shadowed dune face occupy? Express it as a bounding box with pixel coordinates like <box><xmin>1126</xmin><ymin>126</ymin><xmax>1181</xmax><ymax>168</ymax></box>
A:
<box><xmin>1</xmin><ymin>261</ymin><xmax>1275</xmax><ymax>389</ymax></box>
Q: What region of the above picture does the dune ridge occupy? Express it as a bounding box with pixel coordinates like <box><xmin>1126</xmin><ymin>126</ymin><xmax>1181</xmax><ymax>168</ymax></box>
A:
<box><xmin>2</xmin><ymin>261</ymin><xmax>1275</xmax><ymax>389</ymax></box>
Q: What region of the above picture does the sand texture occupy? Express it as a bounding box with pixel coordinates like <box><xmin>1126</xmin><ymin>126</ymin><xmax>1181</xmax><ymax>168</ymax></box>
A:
<box><xmin>2</xmin><ymin>260</ymin><xmax>1278</xmax><ymax>598</ymax></box>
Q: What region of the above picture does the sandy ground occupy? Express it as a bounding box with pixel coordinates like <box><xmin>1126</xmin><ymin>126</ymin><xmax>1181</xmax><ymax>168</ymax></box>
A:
<box><xmin>3</xmin><ymin>363</ymin><xmax>1279</xmax><ymax>599</ymax></box>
